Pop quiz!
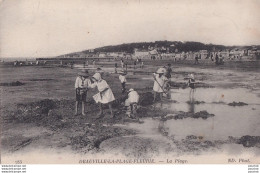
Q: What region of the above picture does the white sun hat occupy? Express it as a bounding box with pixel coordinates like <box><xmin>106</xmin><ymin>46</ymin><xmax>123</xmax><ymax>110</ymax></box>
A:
<box><xmin>156</xmin><ymin>67</ymin><xmax>166</xmax><ymax>74</ymax></box>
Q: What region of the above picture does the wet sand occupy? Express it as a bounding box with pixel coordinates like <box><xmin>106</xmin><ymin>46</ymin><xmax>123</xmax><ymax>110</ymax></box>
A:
<box><xmin>1</xmin><ymin>60</ymin><xmax>260</xmax><ymax>163</ymax></box>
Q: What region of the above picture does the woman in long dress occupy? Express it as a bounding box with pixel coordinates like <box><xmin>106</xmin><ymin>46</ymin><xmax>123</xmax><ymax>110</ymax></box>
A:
<box><xmin>91</xmin><ymin>73</ymin><xmax>115</xmax><ymax>117</ymax></box>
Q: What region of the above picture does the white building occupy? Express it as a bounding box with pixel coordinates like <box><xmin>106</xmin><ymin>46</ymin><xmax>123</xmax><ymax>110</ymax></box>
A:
<box><xmin>98</xmin><ymin>52</ymin><xmax>107</xmax><ymax>58</ymax></box>
<box><xmin>134</xmin><ymin>49</ymin><xmax>150</xmax><ymax>58</ymax></box>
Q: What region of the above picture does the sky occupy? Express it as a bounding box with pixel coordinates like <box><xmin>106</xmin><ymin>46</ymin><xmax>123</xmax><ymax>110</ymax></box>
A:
<box><xmin>0</xmin><ymin>0</ymin><xmax>260</xmax><ymax>58</ymax></box>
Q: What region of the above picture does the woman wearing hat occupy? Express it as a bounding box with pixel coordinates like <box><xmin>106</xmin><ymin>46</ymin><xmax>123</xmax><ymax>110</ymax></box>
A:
<box><xmin>75</xmin><ymin>69</ymin><xmax>91</xmax><ymax>116</ymax></box>
<box><xmin>118</xmin><ymin>70</ymin><xmax>127</xmax><ymax>93</ymax></box>
<box><xmin>153</xmin><ymin>67</ymin><xmax>168</xmax><ymax>102</ymax></box>
<box><xmin>90</xmin><ymin>72</ymin><xmax>115</xmax><ymax>117</ymax></box>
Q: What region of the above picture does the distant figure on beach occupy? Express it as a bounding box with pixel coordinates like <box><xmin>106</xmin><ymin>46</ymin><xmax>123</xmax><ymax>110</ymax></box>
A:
<box><xmin>121</xmin><ymin>59</ymin><xmax>124</xmax><ymax>69</ymax></box>
<box><xmin>93</xmin><ymin>60</ymin><xmax>96</xmax><ymax>67</ymax></box>
<box><xmin>125</xmin><ymin>88</ymin><xmax>140</xmax><ymax>118</ymax></box>
<box><xmin>75</xmin><ymin>70</ymin><xmax>91</xmax><ymax>116</ymax></box>
<box><xmin>119</xmin><ymin>70</ymin><xmax>127</xmax><ymax>93</ymax></box>
<box><xmin>187</xmin><ymin>74</ymin><xmax>196</xmax><ymax>102</ymax></box>
<box><xmin>14</xmin><ymin>61</ymin><xmax>18</xmax><ymax>66</ymax></box>
<box><xmin>165</xmin><ymin>63</ymin><xmax>172</xmax><ymax>79</ymax></box>
<box><xmin>114</xmin><ymin>63</ymin><xmax>118</xmax><ymax>73</ymax></box>
<box><xmin>153</xmin><ymin>67</ymin><xmax>168</xmax><ymax>102</ymax></box>
<box><xmin>195</xmin><ymin>55</ymin><xmax>199</xmax><ymax>64</ymax></box>
<box><xmin>215</xmin><ymin>54</ymin><xmax>219</xmax><ymax>65</ymax></box>
<box><xmin>210</xmin><ymin>53</ymin><xmax>214</xmax><ymax>61</ymax></box>
<box><xmin>134</xmin><ymin>60</ymin><xmax>137</xmax><ymax>69</ymax></box>
<box><xmin>219</xmin><ymin>55</ymin><xmax>224</xmax><ymax>65</ymax></box>
<box><xmin>90</xmin><ymin>72</ymin><xmax>115</xmax><ymax>117</ymax></box>
<box><xmin>141</xmin><ymin>61</ymin><xmax>144</xmax><ymax>69</ymax></box>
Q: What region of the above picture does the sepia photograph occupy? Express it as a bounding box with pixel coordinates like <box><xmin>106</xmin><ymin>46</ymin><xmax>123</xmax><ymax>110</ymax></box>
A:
<box><xmin>0</xmin><ymin>0</ymin><xmax>259</xmax><ymax>165</ymax></box>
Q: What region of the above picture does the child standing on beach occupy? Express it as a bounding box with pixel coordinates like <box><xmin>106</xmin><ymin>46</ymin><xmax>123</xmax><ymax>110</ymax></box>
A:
<box><xmin>141</xmin><ymin>61</ymin><xmax>144</xmax><ymax>69</ymax></box>
<box><xmin>121</xmin><ymin>59</ymin><xmax>124</xmax><ymax>69</ymax></box>
<box><xmin>115</xmin><ymin>63</ymin><xmax>118</xmax><ymax>73</ymax></box>
<box><xmin>153</xmin><ymin>67</ymin><xmax>168</xmax><ymax>102</ymax></box>
<box><xmin>90</xmin><ymin>72</ymin><xmax>115</xmax><ymax>117</ymax></box>
<box><xmin>75</xmin><ymin>70</ymin><xmax>91</xmax><ymax>116</ymax></box>
<box><xmin>187</xmin><ymin>74</ymin><xmax>196</xmax><ymax>102</ymax></box>
<box><xmin>119</xmin><ymin>70</ymin><xmax>127</xmax><ymax>93</ymax></box>
<box><xmin>165</xmin><ymin>63</ymin><xmax>172</xmax><ymax>80</ymax></box>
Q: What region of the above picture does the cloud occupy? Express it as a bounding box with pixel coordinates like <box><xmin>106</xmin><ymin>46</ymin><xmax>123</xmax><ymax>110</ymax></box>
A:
<box><xmin>0</xmin><ymin>0</ymin><xmax>260</xmax><ymax>57</ymax></box>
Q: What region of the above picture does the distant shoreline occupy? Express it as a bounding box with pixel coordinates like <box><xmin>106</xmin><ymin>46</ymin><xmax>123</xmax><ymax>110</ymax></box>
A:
<box><xmin>0</xmin><ymin>58</ymin><xmax>36</xmax><ymax>62</ymax></box>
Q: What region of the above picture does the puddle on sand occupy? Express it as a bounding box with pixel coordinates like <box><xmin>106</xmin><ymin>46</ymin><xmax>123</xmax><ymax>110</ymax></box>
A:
<box><xmin>153</xmin><ymin>87</ymin><xmax>260</xmax><ymax>141</ymax></box>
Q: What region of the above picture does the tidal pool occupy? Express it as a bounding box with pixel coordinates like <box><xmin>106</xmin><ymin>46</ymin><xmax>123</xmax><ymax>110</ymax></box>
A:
<box><xmin>153</xmin><ymin>87</ymin><xmax>260</xmax><ymax>141</ymax></box>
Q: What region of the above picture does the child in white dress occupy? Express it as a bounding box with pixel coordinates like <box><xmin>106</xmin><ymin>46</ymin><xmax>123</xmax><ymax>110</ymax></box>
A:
<box><xmin>91</xmin><ymin>73</ymin><xmax>115</xmax><ymax>117</ymax></box>
<box><xmin>125</xmin><ymin>88</ymin><xmax>140</xmax><ymax>118</ymax></box>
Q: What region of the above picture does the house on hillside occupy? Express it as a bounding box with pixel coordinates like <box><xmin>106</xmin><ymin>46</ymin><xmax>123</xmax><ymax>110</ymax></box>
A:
<box><xmin>199</xmin><ymin>50</ymin><xmax>208</xmax><ymax>59</ymax></box>
<box><xmin>161</xmin><ymin>53</ymin><xmax>175</xmax><ymax>59</ymax></box>
<box><xmin>107</xmin><ymin>52</ymin><xmax>125</xmax><ymax>58</ymax></box>
<box><xmin>98</xmin><ymin>52</ymin><xmax>107</xmax><ymax>58</ymax></box>
<box><xmin>149</xmin><ymin>49</ymin><xmax>160</xmax><ymax>59</ymax></box>
<box><xmin>124</xmin><ymin>53</ymin><xmax>132</xmax><ymax>59</ymax></box>
<box><xmin>134</xmin><ymin>49</ymin><xmax>150</xmax><ymax>59</ymax></box>
<box><xmin>248</xmin><ymin>48</ymin><xmax>260</xmax><ymax>58</ymax></box>
<box><xmin>219</xmin><ymin>50</ymin><xmax>230</xmax><ymax>58</ymax></box>
<box><xmin>229</xmin><ymin>49</ymin><xmax>245</xmax><ymax>56</ymax></box>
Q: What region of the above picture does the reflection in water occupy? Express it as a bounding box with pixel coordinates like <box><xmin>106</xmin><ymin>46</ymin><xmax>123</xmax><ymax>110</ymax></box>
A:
<box><xmin>156</xmin><ymin>87</ymin><xmax>260</xmax><ymax>141</ymax></box>
<box><xmin>188</xmin><ymin>100</ymin><xmax>195</xmax><ymax>114</ymax></box>
<box><xmin>188</xmin><ymin>89</ymin><xmax>196</xmax><ymax>114</ymax></box>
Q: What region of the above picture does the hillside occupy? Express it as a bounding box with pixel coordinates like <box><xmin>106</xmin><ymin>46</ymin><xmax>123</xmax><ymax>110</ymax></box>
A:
<box><xmin>61</xmin><ymin>41</ymin><xmax>259</xmax><ymax>57</ymax></box>
<box><xmin>87</xmin><ymin>41</ymin><xmax>256</xmax><ymax>53</ymax></box>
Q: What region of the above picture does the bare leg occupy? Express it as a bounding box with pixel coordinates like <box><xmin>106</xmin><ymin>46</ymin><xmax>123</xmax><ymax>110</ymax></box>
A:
<box><xmin>159</xmin><ymin>93</ymin><xmax>163</xmax><ymax>101</ymax></box>
<box><xmin>75</xmin><ymin>101</ymin><xmax>79</xmax><ymax>115</ymax></box>
<box><xmin>97</xmin><ymin>103</ymin><xmax>103</xmax><ymax>116</ymax></box>
<box><xmin>108</xmin><ymin>103</ymin><xmax>113</xmax><ymax>117</ymax></box>
<box><xmin>153</xmin><ymin>92</ymin><xmax>157</xmax><ymax>102</ymax></box>
<box><xmin>82</xmin><ymin>102</ymin><xmax>86</xmax><ymax>116</ymax></box>
<box><xmin>192</xmin><ymin>89</ymin><xmax>195</xmax><ymax>101</ymax></box>
<box><xmin>189</xmin><ymin>89</ymin><xmax>192</xmax><ymax>102</ymax></box>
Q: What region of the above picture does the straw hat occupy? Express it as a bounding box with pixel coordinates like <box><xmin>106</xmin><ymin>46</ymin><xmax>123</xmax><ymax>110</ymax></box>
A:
<box><xmin>78</xmin><ymin>69</ymin><xmax>89</xmax><ymax>77</ymax></box>
<box><xmin>118</xmin><ymin>70</ymin><xmax>127</xmax><ymax>75</ymax></box>
<box><xmin>96</xmin><ymin>67</ymin><xmax>104</xmax><ymax>74</ymax></box>
<box><xmin>156</xmin><ymin>67</ymin><xmax>166</xmax><ymax>74</ymax></box>
<box><xmin>128</xmin><ymin>88</ymin><xmax>134</xmax><ymax>92</ymax></box>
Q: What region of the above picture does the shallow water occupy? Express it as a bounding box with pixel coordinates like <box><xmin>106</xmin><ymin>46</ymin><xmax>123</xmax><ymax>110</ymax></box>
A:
<box><xmin>156</xmin><ymin>88</ymin><xmax>260</xmax><ymax>141</ymax></box>
<box><xmin>123</xmin><ymin>87</ymin><xmax>260</xmax><ymax>144</ymax></box>
<box><xmin>169</xmin><ymin>88</ymin><xmax>260</xmax><ymax>104</ymax></box>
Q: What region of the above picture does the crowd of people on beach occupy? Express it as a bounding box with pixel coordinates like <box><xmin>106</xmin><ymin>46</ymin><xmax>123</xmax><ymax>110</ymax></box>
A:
<box><xmin>74</xmin><ymin>63</ymin><xmax>196</xmax><ymax>119</ymax></box>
